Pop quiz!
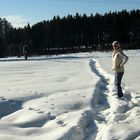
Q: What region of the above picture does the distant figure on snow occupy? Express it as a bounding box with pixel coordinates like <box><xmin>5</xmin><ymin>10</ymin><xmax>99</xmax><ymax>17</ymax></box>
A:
<box><xmin>23</xmin><ymin>42</ymin><xmax>28</xmax><ymax>60</ymax></box>
<box><xmin>112</xmin><ymin>41</ymin><xmax>129</xmax><ymax>98</ymax></box>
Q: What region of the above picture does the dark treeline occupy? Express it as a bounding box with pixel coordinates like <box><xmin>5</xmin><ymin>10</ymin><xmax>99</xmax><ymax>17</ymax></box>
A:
<box><xmin>0</xmin><ymin>9</ymin><xmax>140</xmax><ymax>57</ymax></box>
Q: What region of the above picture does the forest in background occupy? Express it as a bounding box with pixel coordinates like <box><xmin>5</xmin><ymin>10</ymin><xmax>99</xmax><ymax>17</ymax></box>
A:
<box><xmin>0</xmin><ymin>9</ymin><xmax>140</xmax><ymax>57</ymax></box>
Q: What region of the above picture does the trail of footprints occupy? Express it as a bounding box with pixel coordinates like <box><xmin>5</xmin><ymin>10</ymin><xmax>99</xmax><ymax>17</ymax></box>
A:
<box><xmin>1</xmin><ymin>87</ymin><xmax>88</xmax><ymax>128</ymax></box>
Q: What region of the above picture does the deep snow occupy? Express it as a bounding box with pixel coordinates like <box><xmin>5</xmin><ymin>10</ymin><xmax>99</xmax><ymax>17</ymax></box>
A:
<box><xmin>0</xmin><ymin>51</ymin><xmax>140</xmax><ymax>140</ymax></box>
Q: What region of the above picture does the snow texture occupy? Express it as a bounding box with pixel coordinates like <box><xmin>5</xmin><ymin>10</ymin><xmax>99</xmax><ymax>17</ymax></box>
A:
<box><xmin>0</xmin><ymin>51</ymin><xmax>140</xmax><ymax>140</ymax></box>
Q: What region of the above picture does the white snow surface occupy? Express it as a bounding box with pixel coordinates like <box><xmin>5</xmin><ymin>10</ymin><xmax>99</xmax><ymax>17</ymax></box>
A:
<box><xmin>0</xmin><ymin>51</ymin><xmax>140</xmax><ymax>140</ymax></box>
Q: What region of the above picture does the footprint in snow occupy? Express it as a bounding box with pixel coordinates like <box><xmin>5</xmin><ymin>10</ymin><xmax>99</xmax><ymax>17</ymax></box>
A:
<box><xmin>57</xmin><ymin>120</ymin><xmax>64</xmax><ymax>124</ymax></box>
<box><xmin>28</xmin><ymin>107</ymin><xmax>44</xmax><ymax>113</ymax></box>
<box><xmin>51</xmin><ymin>107</ymin><xmax>54</xmax><ymax>110</ymax></box>
<box><xmin>0</xmin><ymin>97</ymin><xmax>7</xmax><ymax>101</ymax></box>
<box><xmin>28</xmin><ymin>107</ymin><xmax>34</xmax><ymax>110</ymax></box>
<box><xmin>37</xmin><ymin>111</ymin><xmax>44</xmax><ymax>114</ymax></box>
<box><xmin>47</xmin><ymin>112</ymin><xmax>56</xmax><ymax>120</ymax></box>
<box><xmin>28</xmin><ymin>107</ymin><xmax>39</xmax><ymax>111</ymax></box>
<box><xmin>57</xmin><ymin>120</ymin><xmax>67</xmax><ymax>127</ymax></box>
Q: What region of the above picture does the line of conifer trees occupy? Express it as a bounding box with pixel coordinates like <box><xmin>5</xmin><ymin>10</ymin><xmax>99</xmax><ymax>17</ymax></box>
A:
<box><xmin>0</xmin><ymin>9</ymin><xmax>140</xmax><ymax>57</ymax></box>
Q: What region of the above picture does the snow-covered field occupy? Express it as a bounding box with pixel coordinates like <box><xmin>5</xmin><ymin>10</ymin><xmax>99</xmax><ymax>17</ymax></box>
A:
<box><xmin>0</xmin><ymin>51</ymin><xmax>140</xmax><ymax>140</ymax></box>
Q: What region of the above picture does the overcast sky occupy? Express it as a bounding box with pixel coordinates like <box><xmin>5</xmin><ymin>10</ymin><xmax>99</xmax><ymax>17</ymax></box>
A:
<box><xmin>0</xmin><ymin>0</ymin><xmax>139</xmax><ymax>28</ymax></box>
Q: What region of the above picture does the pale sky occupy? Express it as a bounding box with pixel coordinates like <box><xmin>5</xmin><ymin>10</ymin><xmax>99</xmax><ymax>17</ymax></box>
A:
<box><xmin>0</xmin><ymin>0</ymin><xmax>139</xmax><ymax>28</ymax></box>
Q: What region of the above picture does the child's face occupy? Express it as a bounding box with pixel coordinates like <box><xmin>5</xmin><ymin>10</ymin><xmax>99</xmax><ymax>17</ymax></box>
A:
<box><xmin>113</xmin><ymin>42</ymin><xmax>120</xmax><ymax>50</ymax></box>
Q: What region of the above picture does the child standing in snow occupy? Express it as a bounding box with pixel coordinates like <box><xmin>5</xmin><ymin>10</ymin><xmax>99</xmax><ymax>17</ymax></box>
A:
<box><xmin>112</xmin><ymin>41</ymin><xmax>129</xmax><ymax>98</ymax></box>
